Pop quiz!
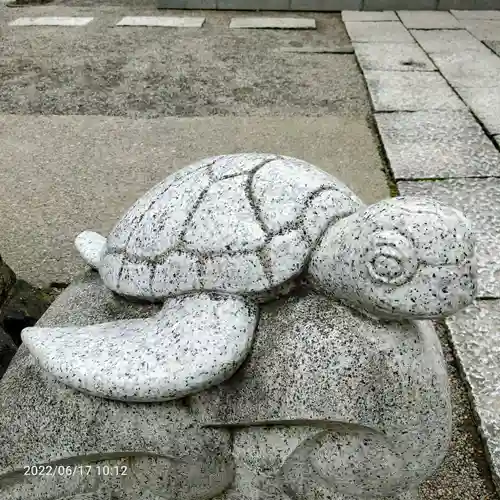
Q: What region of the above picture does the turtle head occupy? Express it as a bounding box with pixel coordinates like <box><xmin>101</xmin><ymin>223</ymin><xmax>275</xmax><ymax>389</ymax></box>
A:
<box><xmin>309</xmin><ymin>197</ymin><xmax>477</xmax><ymax>320</ymax></box>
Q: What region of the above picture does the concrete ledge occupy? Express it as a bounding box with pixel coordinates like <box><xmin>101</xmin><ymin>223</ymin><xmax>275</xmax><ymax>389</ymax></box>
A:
<box><xmin>291</xmin><ymin>0</ymin><xmax>362</xmax><ymax>10</ymax></box>
<box><xmin>438</xmin><ymin>0</ymin><xmax>476</xmax><ymax>10</ymax></box>
<box><xmin>157</xmin><ymin>0</ymin><xmax>216</xmax><ymax>8</ymax></box>
<box><xmin>157</xmin><ymin>0</ymin><xmax>495</xmax><ymax>9</ymax></box>
<box><xmin>217</xmin><ymin>0</ymin><xmax>289</xmax><ymax>9</ymax></box>
<box><xmin>342</xmin><ymin>10</ymin><xmax>398</xmax><ymax>20</ymax></box>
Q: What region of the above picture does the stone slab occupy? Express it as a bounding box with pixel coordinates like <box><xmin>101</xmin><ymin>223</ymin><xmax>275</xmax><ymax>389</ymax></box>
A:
<box><xmin>229</xmin><ymin>17</ymin><xmax>316</xmax><ymax>29</ymax></box>
<box><xmin>353</xmin><ymin>42</ymin><xmax>436</xmax><ymax>71</ymax></box>
<box><xmin>8</xmin><ymin>16</ymin><xmax>94</xmax><ymax>26</ymax></box>
<box><xmin>397</xmin><ymin>10</ymin><xmax>461</xmax><ymax>29</ymax></box>
<box><xmin>398</xmin><ymin>179</ymin><xmax>500</xmax><ymax>298</ymax></box>
<box><xmin>0</xmin><ymin>115</ymin><xmax>388</xmax><ymax>287</ymax></box>
<box><xmin>375</xmin><ymin>110</ymin><xmax>500</xmax><ymax>179</ymax></box>
<box><xmin>115</xmin><ymin>16</ymin><xmax>205</xmax><ymax>27</ymax></box>
<box><xmin>446</xmin><ymin>299</ymin><xmax>500</xmax><ymax>491</ymax></box>
<box><xmin>341</xmin><ymin>10</ymin><xmax>398</xmax><ymax>21</ymax></box>
<box><xmin>364</xmin><ymin>71</ymin><xmax>465</xmax><ymax>111</ymax></box>
<box><xmin>410</xmin><ymin>28</ymin><xmax>487</xmax><ymax>52</ymax></box>
<box><xmin>460</xmin><ymin>20</ymin><xmax>500</xmax><ymax>40</ymax></box>
<box><xmin>451</xmin><ymin>9</ymin><xmax>500</xmax><ymax>19</ymax></box>
<box><xmin>455</xmin><ymin>86</ymin><xmax>500</xmax><ymax>135</ymax></box>
<box><xmin>344</xmin><ymin>21</ymin><xmax>414</xmax><ymax>43</ymax></box>
<box><xmin>431</xmin><ymin>48</ymin><xmax>500</xmax><ymax>88</ymax></box>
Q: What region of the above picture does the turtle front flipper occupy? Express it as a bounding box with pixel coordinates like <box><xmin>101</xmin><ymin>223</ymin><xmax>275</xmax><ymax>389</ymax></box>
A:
<box><xmin>75</xmin><ymin>230</ymin><xmax>107</xmax><ymax>269</ymax></box>
<box><xmin>21</xmin><ymin>292</ymin><xmax>258</xmax><ymax>402</ymax></box>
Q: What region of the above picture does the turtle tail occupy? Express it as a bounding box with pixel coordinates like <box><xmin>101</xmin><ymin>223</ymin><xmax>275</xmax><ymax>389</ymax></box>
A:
<box><xmin>75</xmin><ymin>231</ymin><xmax>107</xmax><ymax>270</ymax></box>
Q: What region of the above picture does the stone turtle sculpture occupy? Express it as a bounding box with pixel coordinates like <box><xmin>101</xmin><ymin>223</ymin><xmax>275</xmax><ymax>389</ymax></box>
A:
<box><xmin>21</xmin><ymin>153</ymin><xmax>477</xmax><ymax>403</ymax></box>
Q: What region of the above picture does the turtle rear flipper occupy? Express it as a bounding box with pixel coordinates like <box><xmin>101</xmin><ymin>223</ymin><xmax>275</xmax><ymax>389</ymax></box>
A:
<box><xmin>75</xmin><ymin>231</ymin><xmax>107</xmax><ymax>269</ymax></box>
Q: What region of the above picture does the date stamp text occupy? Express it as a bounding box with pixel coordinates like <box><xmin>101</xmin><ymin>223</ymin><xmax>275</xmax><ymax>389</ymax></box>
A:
<box><xmin>24</xmin><ymin>464</ymin><xmax>128</xmax><ymax>477</ymax></box>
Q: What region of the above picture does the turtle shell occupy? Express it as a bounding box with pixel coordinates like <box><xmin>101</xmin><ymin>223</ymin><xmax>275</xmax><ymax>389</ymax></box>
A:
<box><xmin>99</xmin><ymin>153</ymin><xmax>363</xmax><ymax>300</ymax></box>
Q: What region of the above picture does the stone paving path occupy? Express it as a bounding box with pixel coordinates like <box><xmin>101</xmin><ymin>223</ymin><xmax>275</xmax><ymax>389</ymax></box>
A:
<box><xmin>343</xmin><ymin>8</ymin><xmax>500</xmax><ymax>492</ymax></box>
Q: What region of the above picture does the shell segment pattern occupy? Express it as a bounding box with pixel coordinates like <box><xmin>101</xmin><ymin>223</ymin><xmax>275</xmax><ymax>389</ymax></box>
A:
<box><xmin>100</xmin><ymin>154</ymin><xmax>364</xmax><ymax>300</ymax></box>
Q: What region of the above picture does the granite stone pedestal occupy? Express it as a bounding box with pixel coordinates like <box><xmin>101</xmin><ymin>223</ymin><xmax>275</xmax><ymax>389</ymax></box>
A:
<box><xmin>0</xmin><ymin>271</ymin><xmax>451</xmax><ymax>500</ymax></box>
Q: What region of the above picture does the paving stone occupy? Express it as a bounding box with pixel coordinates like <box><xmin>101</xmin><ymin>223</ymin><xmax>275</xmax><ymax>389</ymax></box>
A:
<box><xmin>115</xmin><ymin>16</ymin><xmax>205</xmax><ymax>27</ymax></box>
<box><xmin>364</xmin><ymin>71</ymin><xmax>465</xmax><ymax>111</ymax></box>
<box><xmin>344</xmin><ymin>21</ymin><xmax>413</xmax><ymax>43</ymax></box>
<box><xmin>410</xmin><ymin>29</ymin><xmax>487</xmax><ymax>52</ymax></box>
<box><xmin>446</xmin><ymin>299</ymin><xmax>500</xmax><ymax>489</ymax></box>
<box><xmin>451</xmin><ymin>9</ymin><xmax>500</xmax><ymax>20</ymax></box>
<box><xmin>353</xmin><ymin>42</ymin><xmax>436</xmax><ymax>71</ymax></box>
<box><xmin>8</xmin><ymin>17</ymin><xmax>93</xmax><ymax>26</ymax></box>
<box><xmin>431</xmin><ymin>48</ymin><xmax>500</xmax><ymax>88</ymax></box>
<box><xmin>341</xmin><ymin>10</ymin><xmax>398</xmax><ymax>22</ymax></box>
<box><xmin>455</xmin><ymin>86</ymin><xmax>500</xmax><ymax>135</ymax></box>
<box><xmin>398</xmin><ymin>178</ymin><xmax>500</xmax><ymax>298</ymax></box>
<box><xmin>291</xmin><ymin>0</ymin><xmax>362</xmax><ymax>10</ymax></box>
<box><xmin>460</xmin><ymin>20</ymin><xmax>500</xmax><ymax>40</ymax></box>
<box><xmin>376</xmin><ymin>110</ymin><xmax>500</xmax><ymax>179</ymax></box>
<box><xmin>229</xmin><ymin>17</ymin><xmax>316</xmax><ymax>29</ymax></box>
<box><xmin>484</xmin><ymin>39</ymin><xmax>500</xmax><ymax>56</ymax></box>
<box><xmin>397</xmin><ymin>10</ymin><xmax>461</xmax><ymax>29</ymax></box>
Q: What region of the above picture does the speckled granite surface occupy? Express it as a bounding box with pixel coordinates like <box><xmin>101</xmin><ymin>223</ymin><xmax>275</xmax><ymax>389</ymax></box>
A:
<box><xmin>0</xmin><ymin>272</ymin><xmax>454</xmax><ymax>499</ymax></box>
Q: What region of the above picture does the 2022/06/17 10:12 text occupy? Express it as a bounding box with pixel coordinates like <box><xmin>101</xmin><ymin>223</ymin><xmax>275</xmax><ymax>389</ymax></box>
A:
<box><xmin>23</xmin><ymin>464</ymin><xmax>129</xmax><ymax>476</ymax></box>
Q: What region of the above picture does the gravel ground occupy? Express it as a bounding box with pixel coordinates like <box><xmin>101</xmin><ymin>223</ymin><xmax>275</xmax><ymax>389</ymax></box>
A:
<box><xmin>0</xmin><ymin>8</ymin><xmax>368</xmax><ymax>117</ymax></box>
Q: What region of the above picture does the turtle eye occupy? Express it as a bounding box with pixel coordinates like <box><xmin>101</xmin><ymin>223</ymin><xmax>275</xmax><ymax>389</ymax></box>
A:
<box><xmin>366</xmin><ymin>231</ymin><xmax>417</xmax><ymax>286</ymax></box>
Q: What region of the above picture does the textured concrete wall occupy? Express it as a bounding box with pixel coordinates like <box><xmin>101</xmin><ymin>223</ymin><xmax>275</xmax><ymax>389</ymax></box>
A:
<box><xmin>158</xmin><ymin>0</ymin><xmax>499</xmax><ymax>10</ymax></box>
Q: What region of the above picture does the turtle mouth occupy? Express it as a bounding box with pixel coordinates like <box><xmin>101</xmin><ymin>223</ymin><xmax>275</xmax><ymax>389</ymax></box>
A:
<box><xmin>361</xmin><ymin>264</ymin><xmax>477</xmax><ymax>320</ymax></box>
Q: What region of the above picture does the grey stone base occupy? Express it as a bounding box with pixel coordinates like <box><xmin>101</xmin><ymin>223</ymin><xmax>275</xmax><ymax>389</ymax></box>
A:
<box><xmin>157</xmin><ymin>0</ymin><xmax>500</xmax><ymax>10</ymax></box>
